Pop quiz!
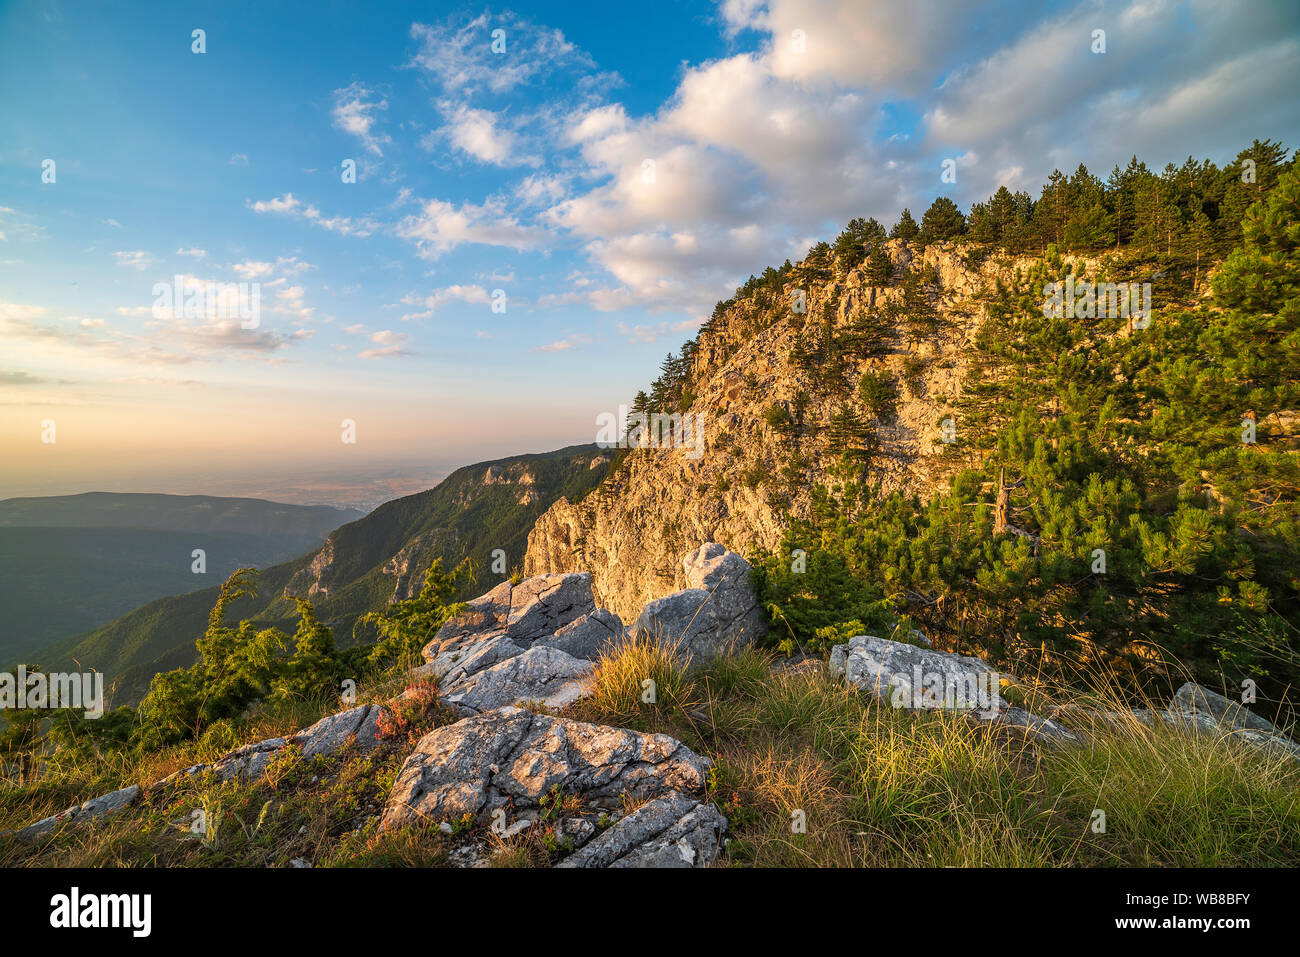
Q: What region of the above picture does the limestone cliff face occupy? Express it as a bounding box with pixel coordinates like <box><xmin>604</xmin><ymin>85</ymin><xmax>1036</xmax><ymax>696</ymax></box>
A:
<box><xmin>525</xmin><ymin>240</ymin><xmax>1044</xmax><ymax>621</ymax></box>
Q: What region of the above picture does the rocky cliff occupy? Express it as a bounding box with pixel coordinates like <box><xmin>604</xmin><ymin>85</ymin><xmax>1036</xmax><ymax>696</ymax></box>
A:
<box><xmin>525</xmin><ymin>240</ymin><xmax>1049</xmax><ymax>620</ymax></box>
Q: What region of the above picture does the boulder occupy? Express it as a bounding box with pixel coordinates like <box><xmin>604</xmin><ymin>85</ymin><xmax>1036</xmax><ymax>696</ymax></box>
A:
<box><xmin>632</xmin><ymin>544</ymin><xmax>766</xmax><ymax>660</ymax></box>
<box><xmin>423</xmin><ymin>573</ymin><xmax>610</xmax><ymax>664</ymax></box>
<box><xmin>506</xmin><ymin>573</ymin><xmax>597</xmax><ymax>642</ymax></box>
<box><xmin>379</xmin><ymin>707</ymin><xmax>712</xmax><ymax>831</ymax></box>
<box><xmin>1171</xmin><ymin>682</ymin><xmax>1285</xmax><ymax>736</ymax></box>
<box><xmin>978</xmin><ymin>705</ymin><xmax>1078</xmax><ymax>746</ymax></box>
<box><xmin>416</xmin><ymin>572</ymin><xmax>625</xmax><ymax>716</ymax></box>
<box><xmin>555</xmin><ymin>791</ymin><xmax>726</xmax><ymax>868</ymax></box>
<box><xmin>13</xmin><ymin>784</ymin><xmax>141</xmax><ymax>842</ymax></box>
<box><xmin>829</xmin><ymin>635</ymin><xmax>1002</xmax><ymax>713</ymax></box>
<box><xmin>440</xmin><ymin>645</ymin><xmax>593</xmax><ymax>715</ymax></box>
<box><xmin>295</xmin><ymin>703</ymin><xmax>386</xmax><ymax>760</ymax></box>
<box><xmin>537</xmin><ymin>607</ymin><xmax>624</xmax><ymax>659</ymax></box>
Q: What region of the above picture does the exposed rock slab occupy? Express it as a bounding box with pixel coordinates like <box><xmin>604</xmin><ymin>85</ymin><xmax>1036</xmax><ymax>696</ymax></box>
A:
<box><xmin>440</xmin><ymin>645</ymin><xmax>593</xmax><ymax>715</ymax></box>
<box><xmin>379</xmin><ymin>707</ymin><xmax>712</xmax><ymax>831</ymax></box>
<box><xmin>1171</xmin><ymin>682</ymin><xmax>1285</xmax><ymax>736</ymax></box>
<box><xmin>417</xmin><ymin>572</ymin><xmax>624</xmax><ymax>716</ymax></box>
<box><xmin>632</xmin><ymin>544</ymin><xmax>766</xmax><ymax>661</ymax></box>
<box><xmin>11</xmin><ymin>785</ymin><xmax>142</xmax><ymax>842</ymax></box>
<box><xmin>829</xmin><ymin>634</ymin><xmax>1002</xmax><ymax>712</ymax></box>
<box><xmin>555</xmin><ymin>791</ymin><xmax>726</xmax><ymax>868</ymax></box>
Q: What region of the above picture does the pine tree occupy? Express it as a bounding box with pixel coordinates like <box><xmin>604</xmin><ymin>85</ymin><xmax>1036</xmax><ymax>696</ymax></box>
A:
<box><xmin>919</xmin><ymin>197</ymin><xmax>966</xmax><ymax>245</ymax></box>
<box><xmin>890</xmin><ymin>208</ymin><xmax>920</xmax><ymax>243</ymax></box>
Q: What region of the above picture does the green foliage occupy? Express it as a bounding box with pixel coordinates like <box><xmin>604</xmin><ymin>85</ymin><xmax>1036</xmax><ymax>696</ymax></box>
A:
<box><xmin>750</xmin><ymin>543</ymin><xmax>896</xmax><ymax>653</ymax></box>
<box><xmin>857</xmin><ymin>370</ymin><xmax>898</xmax><ymax>419</ymax></box>
<box><xmin>919</xmin><ymin>196</ymin><xmax>966</xmax><ymax>245</ymax></box>
<box><xmin>751</xmin><ymin>163</ymin><xmax>1300</xmax><ymax>711</ymax></box>
<box><xmin>361</xmin><ymin>558</ymin><xmax>475</xmax><ymax>669</ymax></box>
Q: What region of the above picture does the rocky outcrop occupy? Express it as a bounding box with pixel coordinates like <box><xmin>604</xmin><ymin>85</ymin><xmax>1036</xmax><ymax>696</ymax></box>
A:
<box><xmin>416</xmin><ymin>572</ymin><xmax>624</xmax><ymax>716</ymax></box>
<box><xmin>555</xmin><ymin>791</ymin><xmax>727</xmax><ymax>868</ymax></box>
<box><xmin>1170</xmin><ymin>681</ymin><xmax>1285</xmax><ymax>736</ymax></box>
<box><xmin>156</xmin><ymin>703</ymin><xmax>389</xmax><ymax>789</ymax></box>
<box><xmin>830</xmin><ymin>634</ymin><xmax>1002</xmax><ymax>711</ymax></box>
<box><xmin>523</xmin><ymin>241</ymin><xmax>1043</xmax><ymax>621</ymax></box>
<box><xmin>9</xmin><ymin>785</ymin><xmax>142</xmax><ymax>842</ymax></box>
<box><xmin>379</xmin><ymin>708</ymin><xmax>716</xmax><ymax>857</ymax></box>
<box><xmin>829</xmin><ymin>634</ymin><xmax>1080</xmax><ymax>744</ymax></box>
<box><xmin>632</xmin><ymin>544</ymin><xmax>765</xmax><ymax>660</ymax></box>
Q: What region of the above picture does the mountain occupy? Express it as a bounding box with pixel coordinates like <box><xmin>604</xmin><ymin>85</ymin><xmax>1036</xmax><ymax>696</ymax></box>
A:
<box><xmin>0</xmin><ymin>492</ymin><xmax>363</xmax><ymax>534</ymax></box>
<box><xmin>40</xmin><ymin>445</ymin><xmax>610</xmax><ymax>704</ymax></box>
<box><xmin>0</xmin><ymin>493</ymin><xmax>362</xmax><ymax>662</ymax></box>
<box><xmin>525</xmin><ymin>239</ymin><xmax>1008</xmax><ymax>618</ymax></box>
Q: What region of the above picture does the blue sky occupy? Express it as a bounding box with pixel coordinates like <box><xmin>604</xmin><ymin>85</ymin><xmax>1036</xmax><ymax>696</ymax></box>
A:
<box><xmin>2</xmin><ymin>0</ymin><xmax>1297</xmax><ymax>506</ymax></box>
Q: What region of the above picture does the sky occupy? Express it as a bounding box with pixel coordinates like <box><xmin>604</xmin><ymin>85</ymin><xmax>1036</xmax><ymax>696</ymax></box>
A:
<box><xmin>1</xmin><ymin>0</ymin><xmax>1297</xmax><ymax>509</ymax></box>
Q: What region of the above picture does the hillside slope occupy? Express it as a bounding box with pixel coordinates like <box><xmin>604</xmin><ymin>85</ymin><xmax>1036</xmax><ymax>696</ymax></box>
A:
<box><xmin>525</xmin><ymin>241</ymin><xmax>1085</xmax><ymax>619</ymax></box>
<box><xmin>45</xmin><ymin>445</ymin><xmax>609</xmax><ymax>704</ymax></box>
<box><xmin>0</xmin><ymin>493</ymin><xmax>362</xmax><ymax>661</ymax></box>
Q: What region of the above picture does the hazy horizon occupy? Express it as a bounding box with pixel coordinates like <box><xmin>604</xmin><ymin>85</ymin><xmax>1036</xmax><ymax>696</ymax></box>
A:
<box><xmin>3</xmin><ymin>0</ymin><xmax>1298</xmax><ymax>497</ymax></box>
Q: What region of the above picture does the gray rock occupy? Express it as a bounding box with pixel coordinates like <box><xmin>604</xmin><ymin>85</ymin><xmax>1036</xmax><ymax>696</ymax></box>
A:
<box><xmin>416</xmin><ymin>572</ymin><xmax>618</xmax><ymax>714</ymax></box>
<box><xmin>14</xmin><ymin>784</ymin><xmax>142</xmax><ymax>842</ymax></box>
<box><xmin>1171</xmin><ymin>682</ymin><xmax>1286</xmax><ymax>736</ymax></box>
<box><xmin>979</xmin><ymin>705</ymin><xmax>1078</xmax><ymax>745</ymax></box>
<box><xmin>558</xmin><ymin>816</ymin><xmax>597</xmax><ymax>848</ymax></box>
<box><xmin>829</xmin><ymin>635</ymin><xmax>1002</xmax><ymax>713</ymax></box>
<box><xmin>555</xmin><ymin>791</ymin><xmax>726</xmax><ymax>868</ymax></box>
<box><xmin>441</xmin><ymin>645</ymin><xmax>593</xmax><ymax>716</ymax></box>
<box><xmin>379</xmin><ymin>707</ymin><xmax>711</xmax><ymax>831</ymax></box>
<box><xmin>537</xmin><ymin>607</ymin><xmax>624</xmax><ymax>660</ymax></box>
<box><xmin>210</xmin><ymin>737</ymin><xmax>289</xmax><ymax>782</ymax></box>
<box><xmin>294</xmin><ymin>703</ymin><xmax>386</xmax><ymax>759</ymax></box>
<box><xmin>507</xmin><ymin>573</ymin><xmax>597</xmax><ymax>642</ymax></box>
<box><xmin>632</xmin><ymin>543</ymin><xmax>766</xmax><ymax>661</ymax></box>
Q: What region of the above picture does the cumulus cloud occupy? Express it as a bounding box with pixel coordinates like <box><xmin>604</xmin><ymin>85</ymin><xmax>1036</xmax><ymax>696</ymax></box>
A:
<box><xmin>399</xmin><ymin>284</ymin><xmax>492</xmax><ymax>320</ymax></box>
<box><xmin>395</xmin><ymin>197</ymin><xmax>548</xmax><ymax>259</ymax></box>
<box><xmin>434</xmin><ymin>104</ymin><xmax>534</xmax><ymax>166</ymax></box>
<box><xmin>332</xmin><ymin>82</ymin><xmax>391</xmax><ymax>156</ymax></box>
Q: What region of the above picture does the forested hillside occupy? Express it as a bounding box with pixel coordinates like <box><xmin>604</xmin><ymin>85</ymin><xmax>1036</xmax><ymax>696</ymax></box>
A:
<box><xmin>34</xmin><ymin>446</ymin><xmax>608</xmax><ymax>705</ymax></box>
<box><xmin>538</xmin><ymin>139</ymin><xmax>1300</xmax><ymax>718</ymax></box>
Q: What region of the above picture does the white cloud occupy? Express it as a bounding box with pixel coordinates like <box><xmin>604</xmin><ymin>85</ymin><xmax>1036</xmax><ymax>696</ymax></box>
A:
<box><xmin>359</xmin><ymin>328</ymin><xmax>415</xmax><ymax>359</ymax></box>
<box><xmin>248</xmin><ymin>193</ymin><xmax>378</xmax><ymax>237</ymax></box>
<box><xmin>332</xmin><ymin>82</ymin><xmax>391</xmax><ymax>157</ymax></box>
<box><xmin>399</xmin><ymin>284</ymin><xmax>491</xmax><ymax>320</ymax></box>
<box><xmin>533</xmin><ymin>333</ymin><xmax>591</xmax><ymax>353</ymax></box>
<box><xmin>436</xmin><ymin>104</ymin><xmax>529</xmax><ymax>166</ymax></box>
<box><xmin>396</xmin><ymin>197</ymin><xmax>548</xmax><ymax>259</ymax></box>
<box><xmin>408</xmin><ymin>13</ymin><xmax>594</xmax><ymax>95</ymax></box>
<box><xmin>177</xmin><ymin>247</ymin><xmax>207</xmax><ymax>260</ymax></box>
<box><xmin>113</xmin><ymin>250</ymin><xmax>158</xmax><ymax>270</ymax></box>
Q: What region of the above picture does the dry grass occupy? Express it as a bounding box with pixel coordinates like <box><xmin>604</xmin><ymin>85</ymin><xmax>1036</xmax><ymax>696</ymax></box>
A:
<box><xmin>3</xmin><ymin>636</ymin><xmax>1298</xmax><ymax>868</ymax></box>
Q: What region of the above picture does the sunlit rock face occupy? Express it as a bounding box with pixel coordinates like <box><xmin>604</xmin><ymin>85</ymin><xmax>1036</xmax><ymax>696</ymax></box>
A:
<box><xmin>523</xmin><ymin>242</ymin><xmax>1065</xmax><ymax>621</ymax></box>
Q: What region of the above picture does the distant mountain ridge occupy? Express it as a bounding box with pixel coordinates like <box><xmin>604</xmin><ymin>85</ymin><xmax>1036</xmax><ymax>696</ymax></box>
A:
<box><xmin>0</xmin><ymin>492</ymin><xmax>363</xmax><ymax>533</ymax></box>
<box><xmin>38</xmin><ymin>445</ymin><xmax>610</xmax><ymax>705</ymax></box>
<box><xmin>0</xmin><ymin>494</ymin><xmax>365</xmax><ymax>663</ymax></box>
